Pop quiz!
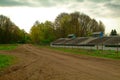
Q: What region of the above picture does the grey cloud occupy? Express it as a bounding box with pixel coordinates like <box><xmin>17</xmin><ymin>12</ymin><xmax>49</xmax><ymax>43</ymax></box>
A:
<box><xmin>0</xmin><ymin>0</ymin><xmax>85</xmax><ymax>7</ymax></box>
<box><xmin>88</xmin><ymin>0</ymin><xmax>111</xmax><ymax>3</ymax></box>
<box><xmin>104</xmin><ymin>1</ymin><xmax>120</xmax><ymax>18</ymax></box>
<box><xmin>0</xmin><ymin>0</ymin><xmax>120</xmax><ymax>18</ymax></box>
<box><xmin>75</xmin><ymin>0</ymin><xmax>85</xmax><ymax>2</ymax></box>
<box><xmin>0</xmin><ymin>0</ymin><xmax>31</xmax><ymax>7</ymax></box>
<box><xmin>34</xmin><ymin>0</ymin><xmax>54</xmax><ymax>7</ymax></box>
<box><xmin>30</xmin><ymin>0</ymin><xmax>85</xmax><ymax>7</ymax></box>
<box><xmin>85</xmin><ymin>0</ymin><xmax>120</xmax><ymax>18</ymax></box>
<box><xmin>0</xmin><ymin>0</ymin><xmax>48</xmax><ymax>7</ymax></box>
<box><xmin>36</xmin><ymin>0</ymin><xmax>68</xmax><ymax>7</ymax></box>
<box><xmin>105</xmin><ymin>2</ymin><xmax>120</xmax><ymax>10</ymax></box>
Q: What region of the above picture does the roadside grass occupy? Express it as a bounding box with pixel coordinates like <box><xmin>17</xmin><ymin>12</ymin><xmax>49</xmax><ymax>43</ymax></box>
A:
<box><xmin>0</xmin><ymin>44</ymin><xmax>18</xmax><ymax>70</ymax></box>
<box><xmin>0</xmin><ymin>54</ymin><xmax>15</xmax><ymax>70</ymax></box>
<box><xmin>39</xmin><ymin>46</ymin><xmax>120</xmax><ymax>60</ymax></box>
<box><xmin>0</xmin><ymin>44</ymin><xmax>18</xmax><ymax>50</ymax></box>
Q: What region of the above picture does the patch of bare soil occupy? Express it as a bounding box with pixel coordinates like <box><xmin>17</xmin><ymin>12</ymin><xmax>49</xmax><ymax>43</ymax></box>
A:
<box><xmin>0</xmin><ymin>44</ymin><xmax>120</xmax><ymax>80</ymax></box>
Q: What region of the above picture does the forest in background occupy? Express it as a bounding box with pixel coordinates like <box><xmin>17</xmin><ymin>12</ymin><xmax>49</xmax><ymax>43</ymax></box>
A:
<box><xmin>0</xmin><ymin>12</ymin><xmax>109</xmax><ymax>44</ymax></box>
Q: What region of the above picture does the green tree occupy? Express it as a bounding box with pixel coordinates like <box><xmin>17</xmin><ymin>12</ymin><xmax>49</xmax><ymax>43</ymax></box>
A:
<box><xmin>30</xmin><ymin>21</ymin><xmax>55</xmax><ymax>44</ymax></box>
<box><xmin>98</xmin><ymin>21</ymin><xmax>105</xmax><ymax>33</ymax></box>
<box><xmin>0</xmin><ymin>15</ymin><xmax>26</xmax><ymax>44</ymax></box>
<box><xmin>110</xmin><ymin>29</ymin><xmax>117</xmax><ymax>36</ymax></box>
<box><xmin>55</xmin><ymin>13</ymin><xmax>71</xmax><ymax>38</ymax></box>
<box><xmin>30</xmin><ymin>21</ymin><xmax>42</xmax><ymax>44</ymax></box>
<box><xmin>54</xmin><ymin>12</ymin><xmax>105</xmax><ymax>38</ymax></box>
<box><xmin>43</xmin><ymin>21</ymin><xmax>55</xmax><ymax>43</ymax></box>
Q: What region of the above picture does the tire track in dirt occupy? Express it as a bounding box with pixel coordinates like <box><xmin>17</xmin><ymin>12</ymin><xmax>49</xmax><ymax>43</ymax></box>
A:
<box><xmin>0</xmin><ymin>44</ymin><xmax>120</xmax><ymax>80</ymax></box>
<box><xmin>24</xmin><ymin>44</ymin><xmax>120</xmax><ymax>80</ymax></box>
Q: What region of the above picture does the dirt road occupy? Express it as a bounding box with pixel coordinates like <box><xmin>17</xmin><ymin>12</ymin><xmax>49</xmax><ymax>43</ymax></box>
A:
<box><xmin>0</xmin><ymin>44</ymin><xmax>120</xmax><ymax>80</ymax></box>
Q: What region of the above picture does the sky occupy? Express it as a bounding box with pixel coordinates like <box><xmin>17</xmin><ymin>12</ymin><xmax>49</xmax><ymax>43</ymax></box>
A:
<box><xmin>0</xmin><ymin>0</ymin><xmax>120</xmax><ymax>34</ymax></box>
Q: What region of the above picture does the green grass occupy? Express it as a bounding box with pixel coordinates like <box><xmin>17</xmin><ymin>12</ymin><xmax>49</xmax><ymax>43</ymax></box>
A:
<box><xmin>0</xmin><ymin>54</ymin><xmax>15</xmax><ymax>70</ymax></box>
<box><xmin>42</xmin><ymin>46</ymin><xmax>120</xmax><ymax>60</ymax></box>
<box><xmin>0</xmin><ymin>44</ymin><xmax>18</xmax><ymax>50</ymax></box>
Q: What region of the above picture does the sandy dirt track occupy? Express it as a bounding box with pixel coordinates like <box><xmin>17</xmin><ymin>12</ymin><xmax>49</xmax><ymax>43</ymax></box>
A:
<box><xmin>0</xmin><ymin>44</ymin><xmax>120</xmax><ymax>80</ymax></box>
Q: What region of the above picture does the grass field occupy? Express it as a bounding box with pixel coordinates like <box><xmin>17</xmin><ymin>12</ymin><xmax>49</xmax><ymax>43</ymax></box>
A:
<box><xmin>0</xmin><ymin>44</ymin><xmax>18</xmax><ymax>50</ymax></box>
<box><xmin>45</xmin><ymin>46</ymin><xmax>120</xmax><ymax>60</ymax></box>
<box><xmin>0</xmin><ymin>44</ymin><xmax>18</xmax><ymax>70</ymax></box>
<box><xmin>0</xmin><ymin>54</ymin><xmax>15</xmax><ymax>70</ymax></box>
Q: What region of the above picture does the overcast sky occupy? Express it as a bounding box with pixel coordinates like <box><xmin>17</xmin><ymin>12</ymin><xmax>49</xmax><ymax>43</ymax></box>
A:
<box><xmin>0</xmin><ymin>0</ymin><xmax>120</xmax><ymax>34</ymax></box>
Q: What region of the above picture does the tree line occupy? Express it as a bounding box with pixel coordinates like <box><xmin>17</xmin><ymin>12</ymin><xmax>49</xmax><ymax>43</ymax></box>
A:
<box><xmin>110</xmin><ymin>29</ymin><xmax>118</xmax><ymax>36</ymax></box>
<box><xmin>54</xmin><ymin>12</ymin><xmax>105</xmax><ymax>38</ymax></box>
<box><xmin>0</xmin><ymin>15</ymin><xmax>29</xmax><ymax>44</ymax></box>
<box><xmin>0</xmin><ymin>12</ymin><xmax>106</xmax><ymax>44</ymax></box>
<box><xmin>30</xmin><ymin>12</ymin><xmax>105</xmax><ymax>44</ymax></box>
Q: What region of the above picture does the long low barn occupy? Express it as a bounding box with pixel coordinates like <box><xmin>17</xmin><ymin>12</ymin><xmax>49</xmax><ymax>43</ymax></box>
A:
<box><xmin>51</xmin><ymin>36</ymin><xmax>120</xmax><ymax>51</ymax></box>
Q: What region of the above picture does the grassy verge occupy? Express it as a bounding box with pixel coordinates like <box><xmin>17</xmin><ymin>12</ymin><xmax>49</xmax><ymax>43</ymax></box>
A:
<box><xmin>0</xmin><ymin>44</ymin><xmax>18</xmax><ymax>50</ymax></box>
<box><xmin>0</xmin><ymin>54</ymin><xmax>15</xmax><ymax>70</ymax></box>
<box><xmin>41</xmin><ymin>46</ymin><xmax>120</xmax><ymax>60</ymax></box>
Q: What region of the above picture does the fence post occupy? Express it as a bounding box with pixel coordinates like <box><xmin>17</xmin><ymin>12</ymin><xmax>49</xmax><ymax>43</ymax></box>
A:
<box><xmin>96</xmin><ymin>44</ymin><xmax>98</xmax><ymax>50</ymax></box>
<box><xmin>116</xmin><ymin>43</ymin><xmax>119</xmax><ymax>54</ymax></box>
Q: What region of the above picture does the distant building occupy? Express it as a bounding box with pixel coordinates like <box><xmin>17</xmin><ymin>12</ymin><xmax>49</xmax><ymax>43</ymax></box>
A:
<box><xmin>67</xmin><ymin>34</ymin><xmax>76</xmax><ymax>39</ymax></box>
<box><xmin>92</xmin><ymin>32</ymin><xmax>103</xmax><ymax>38</ymax></box>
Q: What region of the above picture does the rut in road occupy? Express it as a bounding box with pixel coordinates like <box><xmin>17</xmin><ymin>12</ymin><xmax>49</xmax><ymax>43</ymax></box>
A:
<box><xmin>0</xmin><ymin>44</ymin><xmax>120</xmax><ymax>80</ymax></box>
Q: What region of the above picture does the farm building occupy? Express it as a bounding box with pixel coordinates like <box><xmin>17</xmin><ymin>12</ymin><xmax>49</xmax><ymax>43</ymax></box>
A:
<box><xmin>51</xmin><ymin>33</ymin><xmax>120</xmax><ymax>51</ymax></box>
<box><xmin>67</xmin><ymin>34</ymin><xmax>76</xmax><ymax>39</ymax></box>
<box><xmin>92</xmin><ymin>32</ymin><xmax>103</xmax><ymax>38</ymax></box>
